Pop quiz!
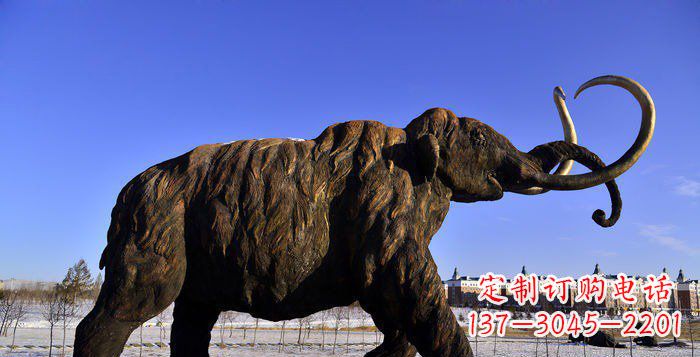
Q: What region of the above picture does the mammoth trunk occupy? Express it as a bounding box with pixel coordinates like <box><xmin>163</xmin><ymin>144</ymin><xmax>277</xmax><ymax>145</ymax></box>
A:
<box><xmin>527</xmin><ymin>141</ymin><xmax>621</xmax><ymax>227</ymax></box>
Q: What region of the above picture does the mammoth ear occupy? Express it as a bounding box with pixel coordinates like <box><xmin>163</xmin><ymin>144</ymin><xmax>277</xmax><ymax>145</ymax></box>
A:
<box><xmin>414</xmin><ymin>134</ymin><xmax>440</xmax><ymax>179</ymax></box>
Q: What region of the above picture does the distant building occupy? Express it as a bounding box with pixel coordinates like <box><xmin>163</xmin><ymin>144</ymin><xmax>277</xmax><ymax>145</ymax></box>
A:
<box><xmin>676</xmin><ymin>269</ymin><xmax>700</xmax><ymax>315</ymax></box>
<box><xmin>444</xmin><ymin>268</ymin><xmax>483</xmax><ymax>307</ymax></box>
<box><xmin>582</xmin><ymin>265</ymin><xmax>697</xmax><ymax>315</ymax></box>
<box><xmin>443</xmin><ymin>264</ymin><xmax>699</xmax><ymax>316</ymax></box>
<box><xmin>0</xmin><ymin>278</ymin><xmax>57</xmax><ymax>291</ymax></box>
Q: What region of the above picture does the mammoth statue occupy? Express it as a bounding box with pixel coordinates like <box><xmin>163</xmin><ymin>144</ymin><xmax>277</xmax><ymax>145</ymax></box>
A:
<box><xmin>75</xmin><ymin>75</ymin><xmax>655</xmax><ymax>357</ymax></box>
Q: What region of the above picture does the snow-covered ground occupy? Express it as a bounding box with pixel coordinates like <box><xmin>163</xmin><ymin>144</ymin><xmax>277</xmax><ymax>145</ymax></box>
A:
<box><xmin>0</xmin><ymin>303</ymin><xmax>696</xmax><ymax>356</ymax></box>
<box><xmin>1</xmin><ymin>329</ymin><xmax>696</xmax><ymax>357</ymax></box>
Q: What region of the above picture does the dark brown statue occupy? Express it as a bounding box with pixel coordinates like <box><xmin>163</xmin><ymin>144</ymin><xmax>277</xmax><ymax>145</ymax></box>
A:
<box><xmin>74</xmin><ymin>75</ymin><xmax>655</xmax><ymax>357</ymax></box>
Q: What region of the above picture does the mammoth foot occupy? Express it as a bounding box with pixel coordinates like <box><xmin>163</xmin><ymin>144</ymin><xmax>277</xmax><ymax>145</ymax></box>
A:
<box><xmin>365</xmin><ymin>330</ymin><xmax>417</xmax><ymax>357</ymax></box>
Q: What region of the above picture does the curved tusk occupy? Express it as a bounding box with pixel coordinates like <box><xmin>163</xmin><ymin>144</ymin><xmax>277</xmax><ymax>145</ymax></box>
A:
<box><xmin>529</xmin><ymin>75</ymin><xmax>655</xmax><ymax>190</ymax></box>
<box><xmin>515</xmin><ymin>86</ymin><xmax>578</xmax><ymax>195</ymax></box>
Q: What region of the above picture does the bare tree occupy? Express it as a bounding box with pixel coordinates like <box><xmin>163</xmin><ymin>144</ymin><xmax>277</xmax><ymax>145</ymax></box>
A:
<box><xmin>346</xmin><ymin>306</ymin><xmax>354</xmax><ymax>353</ymax></box>
<box><xmin>297</xmin><ymin>317</ymin><xmax>304</xmax><ymax>350</ymax></box>
<box><xmin>374</xmin><ymin>325</ymin><xmax>380</xmax><ymax>346</ymax></box>
<box><xmin>303</xmin><ymin>315</ymin><xmax>313</xmax><ymax>341</ymax></box>
<box><xmin>470</xmin><ymin>300</ymin><xmax>480</xmax><ymax>356</ymax></box>
<box><xmin>687</xmin><ymin>314</ymin><xmax>694</xmax><ymax>356</ymax></box>
<box><xmin>373</xmin><ymin>311</ymin><xmax>380</xmax><ymax>346</ymax></box>
<box><xmin>41</xmin><ymin>290</ymin><xmax>62</xmax><ymax>357</ymax></box>
<box><xmin>295</xmin><ymin>315</ymin><xmax>313</xmax><ymax>350</ymax></box>
<box><xmin>331</xmin><ymin>306</ymin><xmax>344</xmax><ymax>354</ymax></box>
<box><xmin>139</xmin><ymin>323</ymin><xmax>144</xmax><ymax>357</ymax></box>
<box><xmin>57</xmin><ymin>292</ymin><xmax>80</xmax><ymax>357</ymax></box>
<box><xmin>278</xmin><ymin>320</ymin><xmax>287</xmax><ymax>353</ymax></box>
<box><xmin>253</xmin><ymin>318</ymin><xmax>259</xmax><ymax>346</ymax></box>
<box><xmin>92</xmin><ymin>273</ymin><xmax>103</xmax><ymax>301</ymax></box>
<box><xmin>229</xmin><ymin>311</ymin><xmax>241</xmax><ymax>339</ymax></box>
<box><xmin>10</xmin><ymin>297</ymin><xmax>28</xmax><ymax>351</ymax></box>
<box><xmin>0</xmin><ymin>289</ymin><xmax>17</xmax><ymax>336</ymax></box>
<box><xmin>0</xmin><ymin>290</ymin><xmax>4</xmax><ymax>335</ymax></box>
<box><xmin>155</xmin><ymin>310</ymin><xmax>168</xmax><ymax>346</ymax></box>
<box><xmin>217</xmin><ymin>313</ymin><xmax>227</xmax><ymax>347</ymax></box>
<box><xmin>58</xmin><ymin>263</ymin><xmax>86</xmax><ymax>357</ymax></box>
<box><xmin>356</xmin><ymin>307</ymin><xmax>369</xmax><ymax>346</ymax></box>
<box><xmin>320</xmin><ymin>309</ymin><xmax>330</xmax><ymax>350</ymax></box>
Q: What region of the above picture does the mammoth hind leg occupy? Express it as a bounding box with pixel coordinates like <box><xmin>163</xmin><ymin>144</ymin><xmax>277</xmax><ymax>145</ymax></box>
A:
<box><xmin>170</xmin><ymin>298</ymin><xmax>220</xmax><ymax>357</ymax></box>
<box><xmin>74</xmin><ymin>209</ymin><xmax>187</xmax><ymax>356</ymax></box>
<box><xmin>73</xmin><ymin>252</ymin><xmax>186</xmax><ymax>357</ymax></box>
<box><xmin>72</xmin><ymin>305</ymin><xmax>139</xmax><ymax>357</ymax></box>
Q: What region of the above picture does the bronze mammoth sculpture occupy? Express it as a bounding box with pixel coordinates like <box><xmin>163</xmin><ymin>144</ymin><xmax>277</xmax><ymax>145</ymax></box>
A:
<box><xmin>75</xmin><ymin>75</ymin><xmax>655</xmax><ymax>357</ymax></box>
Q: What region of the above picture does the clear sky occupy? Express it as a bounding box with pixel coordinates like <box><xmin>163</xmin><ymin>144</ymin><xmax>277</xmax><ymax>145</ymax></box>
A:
<box><xmin>1</xmin><ymin>1</ymin><xmax>698</xmax><ymax>282</ymax></box>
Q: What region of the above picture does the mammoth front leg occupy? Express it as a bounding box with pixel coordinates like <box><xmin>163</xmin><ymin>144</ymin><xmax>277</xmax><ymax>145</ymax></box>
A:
<box><xmin>362</xmin><ymin>311</ymin><xmax>416</xmax><ymax>357</ymax></box>
<box><xmin>170</xmin><ymin>298</ymin><xmax>220</xmax><ymax>357</ymax></box>
<box><xmin>364</xmin><ymin>239</ymin><xmax>473</xmax><ymax>357</ymax></box>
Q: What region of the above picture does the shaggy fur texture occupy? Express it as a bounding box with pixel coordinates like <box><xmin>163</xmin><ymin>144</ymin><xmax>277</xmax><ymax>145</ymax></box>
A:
<box><xmin>74</xmin><ymin>107</ymin><xmax>621</xmax><ymax>357</ymax></box>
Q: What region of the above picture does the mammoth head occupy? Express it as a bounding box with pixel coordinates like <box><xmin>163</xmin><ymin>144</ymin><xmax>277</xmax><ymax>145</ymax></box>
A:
<box><xmin>406</xmin><ymin>75</ymin><xmax>656</xmax><ymax>228</ymax></box>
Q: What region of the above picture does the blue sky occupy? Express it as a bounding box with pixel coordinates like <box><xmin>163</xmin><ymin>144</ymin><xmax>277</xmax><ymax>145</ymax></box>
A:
<box><xmin>1</xmin><ymin>1</ymin><xmax>698</xmax><ymax>282</ymax></box>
